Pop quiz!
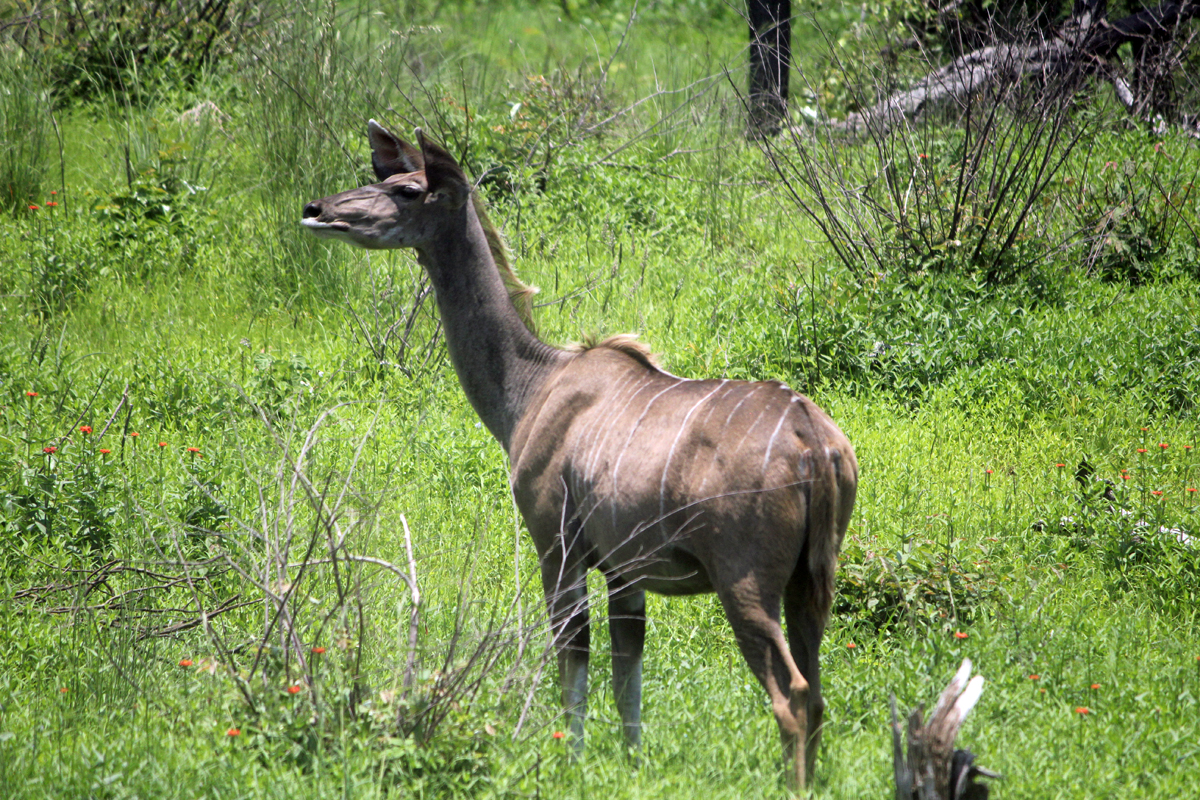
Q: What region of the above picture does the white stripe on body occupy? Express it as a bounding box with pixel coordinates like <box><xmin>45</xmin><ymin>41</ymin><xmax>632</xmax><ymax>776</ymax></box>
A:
<box><xmin>569</xmin><ymin>372</ymin><xmax>647</xmax><ymax>500</ymax></box>
<box><xmin>761</xmin><ymin>397</ymin><xmax>801</xmax><ymax>473</ymax></box>
<box><xmin>609</xmin><ymin>379</ymin><xmax>685</xmax><ymax>530</ymax></box>
<box><xmin>574</xmin><ymin>373</ymin><xmax>655</xmax><ymax>527</ymax></box>
<box><xmin>696</xmin><ymin>390</ymin><xmax>770</xmax><ymax>495</ymax></box>
<box><xmin>659</xmin><ymin>380</ymin><xmax>729</xmax><ymax>524</ymax></box>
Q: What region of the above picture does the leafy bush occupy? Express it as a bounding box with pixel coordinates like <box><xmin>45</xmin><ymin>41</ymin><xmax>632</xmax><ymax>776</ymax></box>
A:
<box><xmin>1074</xmin><ymin>145</ymin><xmax>1200</xmax><ymax>285</ymax></box>
<box><xmin>836</xmin><ymin>536</ymin><xmax>1001</xmax><ymax>633</ymax></box>
<box><xmin>5</xmin><ymin>0</ymin><xmax>276</xmax><ymax>101</ymax></box>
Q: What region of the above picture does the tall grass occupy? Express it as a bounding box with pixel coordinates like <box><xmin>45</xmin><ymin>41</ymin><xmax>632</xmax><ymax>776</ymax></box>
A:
<box><xmin>0</xmin><ymin>45</ymin><xmax>52</xmax><ymax>213</ymax></box>
<box><xmin>2</xmin><ymin>2</ymin><xmax>1200</xmax><ymax>799</ymax></box>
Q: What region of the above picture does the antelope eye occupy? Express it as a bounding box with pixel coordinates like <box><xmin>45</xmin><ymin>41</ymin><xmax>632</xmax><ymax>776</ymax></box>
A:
<box><xmin>395</xmin><ymin>184</ymin><xmax>423</xmax><ymax>198</ymax></box>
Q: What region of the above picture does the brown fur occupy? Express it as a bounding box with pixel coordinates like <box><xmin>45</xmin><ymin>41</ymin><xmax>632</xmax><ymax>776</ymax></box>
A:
<box><xmin>302</xmin><ymin>122</ymin><xmax>858</xmax><ymax>791</ymax></box>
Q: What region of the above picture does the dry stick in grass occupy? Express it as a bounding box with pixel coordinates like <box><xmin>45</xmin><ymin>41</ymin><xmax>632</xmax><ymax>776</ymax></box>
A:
<box><xmin>400</xmin><ymin>513</ymin><xmax>421</xmax><ymax>691</ymax></box>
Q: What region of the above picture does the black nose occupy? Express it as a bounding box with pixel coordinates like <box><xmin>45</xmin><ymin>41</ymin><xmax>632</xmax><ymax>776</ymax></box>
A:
<box><xmin>302</xmin><ymin>201</ymin><xmax>322</xmax><ymax>219</ymax></box>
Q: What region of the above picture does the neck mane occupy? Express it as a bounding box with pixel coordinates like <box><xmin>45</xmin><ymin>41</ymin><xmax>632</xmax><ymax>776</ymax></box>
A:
<box><xmin>472</xmin><ymin>193</ymin><xmax>539</xmax><ymax>333</ymax></box>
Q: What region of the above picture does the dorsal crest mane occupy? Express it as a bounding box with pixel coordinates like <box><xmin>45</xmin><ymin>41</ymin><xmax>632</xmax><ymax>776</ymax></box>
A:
<box><xmin>568</xmin><ymin>333</ymin><xmax>660</xmax><ymax>369</ymax></box>
<box><xmin>471</xmin><ymin>192</ymin><xmax>538</xmax><ymax>332</ymax></box>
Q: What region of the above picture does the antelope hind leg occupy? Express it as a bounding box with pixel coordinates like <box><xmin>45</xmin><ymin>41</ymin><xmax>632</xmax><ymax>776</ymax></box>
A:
<box><xmin>607</xmin><ymin>577</ymin><xmax>646</xmax><ymax>750</ymax></box>
<box><xmin>784</xmin><ymin>574</ymin><xmax>829</xmax><ymax>786</ymax></box>
<box><xmin>718</xmin><ymin>583</ymin><xmax>811</xmax><ymax>790</ymax></box>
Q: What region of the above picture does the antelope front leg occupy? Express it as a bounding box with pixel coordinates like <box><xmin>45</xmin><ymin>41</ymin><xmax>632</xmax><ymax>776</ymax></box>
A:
<box><xmin>540</xmin><ymin>549</ymin><xmax>590</xmax><ymax>750</ymax></box>
<box><xmin>607</xmin><ymin>578</ymin><xmax>645</xmax><ymax>750</ymax></box>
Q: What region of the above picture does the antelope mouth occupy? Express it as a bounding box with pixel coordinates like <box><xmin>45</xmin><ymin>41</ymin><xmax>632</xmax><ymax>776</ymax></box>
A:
<box><xmin>301</xmin><ymin>218</ymin><xmax>352</xmax><ymax>234</ymax></box>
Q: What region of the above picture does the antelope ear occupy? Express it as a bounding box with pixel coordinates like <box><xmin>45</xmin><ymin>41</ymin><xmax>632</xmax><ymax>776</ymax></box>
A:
<box><xmin>416</xmin><ymin>129</ymin><xmax>469</xmax><ymax>209</ymax></box>
<box><xmin>368</xmin><ymin>119</ymin><xmax>423</xmax><ymax>180</ymax></box>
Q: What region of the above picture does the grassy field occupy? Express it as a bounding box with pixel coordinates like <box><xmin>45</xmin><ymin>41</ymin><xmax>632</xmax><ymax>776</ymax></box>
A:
<box><xmin>2</xmin><ymin>1</ymin><xmax>1200</xmax><ymax>798</ymax></box>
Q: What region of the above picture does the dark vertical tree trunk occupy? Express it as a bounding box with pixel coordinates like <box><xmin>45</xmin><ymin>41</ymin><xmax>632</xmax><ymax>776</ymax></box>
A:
<box><xmin>748</xmin><ymin>0</ymin><xmax>791</xmax><ymax>136</ymax></box>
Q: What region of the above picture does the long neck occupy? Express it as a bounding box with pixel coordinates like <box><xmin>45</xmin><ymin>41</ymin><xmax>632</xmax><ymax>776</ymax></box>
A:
<box><xmin>416</xmin><ymin>200</ymin><xmax>568</xmax><ymax>452</ymax></box>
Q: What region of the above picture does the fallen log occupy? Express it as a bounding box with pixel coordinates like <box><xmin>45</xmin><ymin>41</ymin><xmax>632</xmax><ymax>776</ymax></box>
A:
<box><xmin>828</xmin><ymin>0</ymin><xmax>1200</xmax><ymax>135</ymax></box>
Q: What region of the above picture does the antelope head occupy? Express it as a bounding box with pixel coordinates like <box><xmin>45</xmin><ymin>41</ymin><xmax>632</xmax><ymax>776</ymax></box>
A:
<box><xmin>301</xmin><ymin>121</ymin><xmax>469</xmax><ymax>250</ymax></box>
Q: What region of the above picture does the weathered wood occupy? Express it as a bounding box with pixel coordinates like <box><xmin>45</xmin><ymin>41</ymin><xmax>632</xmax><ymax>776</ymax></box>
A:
<box><xmin>892</xmin><ymin>659</ymin><xmax>997</xmax><ymax>800</ymax></box>
<box><xmin>827</xmin><ymin>0</ymin><xmax>1200</xmax><ymax>135</ymax></box>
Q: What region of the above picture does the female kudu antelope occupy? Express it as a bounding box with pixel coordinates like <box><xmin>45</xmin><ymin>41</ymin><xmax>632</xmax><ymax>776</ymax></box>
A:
<box><xmin>301</xmin><ymin>121</ymin><xmax>857</xmax><ymax>788</ymax></box>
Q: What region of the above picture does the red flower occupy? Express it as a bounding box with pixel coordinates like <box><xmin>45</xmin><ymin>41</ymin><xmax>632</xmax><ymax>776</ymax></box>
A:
<box><xmin>59</xmin><ymin>687</ymin><xmax>68</xmax><ymax>693</ymax></box>
<box><xmin>311</xmin><ymin>646</ymin><xmax>326</xmax><ymax>654</ymax></box>
<box><xmin>954</xmin><ymin>631</ymin><xmax>969</xmax><ymax>639</ymax></box>
<box><xmin>179</xmin><ymin>659</ymin><xmax>193</xmax><ymax>667</ymax></box>
<box><xmin>1152</xmin><ymin>490</ymin><xmax>1164</xmax><ymax>497</ymax></box>
<box><xmin>226</xmin><ymin>727</ymin><xmax>241</xmax><ymax>737</ymax></box>
<box><xmin>1055</xmin><ymin>463</ymin><xmax>1065</xmax><ymax>468</ymax></box>
<box><xmin>918</xmin><ymin>153</ymin><xmax>927</xmax><ymax>159</ymax></box>
<box><xmin>158</xmin><ymin>441</ymin><xmax>167</xmax><ymax>448</ymax></box>
<box><xmin>1137</xmin><ymin>448</ymin><xmax>1148</xmax><ymax>454</ymax></box>
<box><xmin>1029</xmin><ymin>674</ymin><xmax>1040</xmax><ymax>680</ymax></box>
<box><xmin>1121</xmin><ymin>475</ymin><xmax>1131</xmax><ymax>481</ymax></box>
<box><xmin>985</xmin><ymin>469</ymin><xmax>993</xmax><ymax>475</ymax></box>
<box><xmin>43</xmin><ymin>446</ymin><xmax>56</xmax><ymax>454</ymax></box>
<box><xmin>1186</xmin><ymin>445</ymin><xmax>1194</xmax><ymax>451</ymax></box>
<box><xmin>45</xmin><ymin>201</ymin><xmax>58</xmax><ymax>207</ymax></box>
<box><xmin>287</xmin><ymin>685</ymin><xmax>302</xmax><ymax>695</ymax></box>
<box><xmin>1141</xmin><ymin>427</ymin><xmax>1149</xmax><ymax>431</ymax></box>
<box><xmin>1090</xmin><ymin>683</ymin><xmax>1101</xmax><ymax>689</ymax></box>
<box><xmin>1159</xmin><ymin>442</ymin><xmax>1169</xmax><ymax>450</ymax></box>
<box><xmin>79</xmin><ymin>425</ymin><xmax>92</xmax><ymax>434</ymax></box>
<box><xmin>1188</xmin><ymin>488</ymin><xmax>1197</xmax><ymax>493</ymax></box>
<box><xmin>50</xmin><ymin>190</ymin><xmax>57</xmax><ymax>195</ymax></box>
<box><xmin>187</xmin><ymin>447</ymin><xmax>200</xmax><ymax>453</ymax></box>
<box><xmin>1075</xmin><ymin>706</ymin><xmax>1090</xmax><ymax>715</ymax></box>
<box><xmin>129</xmin><ymin>431</ymin><xmax>140</xmax><ymax>438</ymax></box>
<box><xmin>846</xmin><ymin>642</ymin><xmax>856</xmax><ymax>649</ymax></box>
<box><xmin>26</xmin><ymin>391</ymin><xmax>37</xmax><ymax>397</ymax></box>
<box><xmin>99</xmin><ymin>448</ymin><xmax>110</xmax><ymax>455</ymax></box>
<box><xmin>28</xmin><ymin>204</ymin><xmax>39</xmax><ymax>211</ymax></box>
<box><xmin>552</xmin><ymin>731</ymin><xmax>565</xmax><ymax>739</ymax></box>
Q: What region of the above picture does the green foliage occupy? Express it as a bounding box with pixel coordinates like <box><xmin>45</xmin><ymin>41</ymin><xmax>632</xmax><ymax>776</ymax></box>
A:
<box><xmin>0</xmin><ymin>46</ymin><xmax>51</xmax><ymax>213</ymax></box>
<box><xmin>1</xmin><ymin>2</ymin><xmax>1200</xmax><ymax>799</ymax></box>
<box><xmin>9</xmin><ymin>0</ymin><xmax>273</xmax><ymax>102</ymax></box>
<box><xmin>835</xmin><ymin>536</ymin><xmax>1001</xmax><ymax>634</ymax></box>
<box><xmin>1075</xmin><ymin>145</ymin><xmax>1200</xmax><ymax>285</ymax></box>
<box><xmin>766</xmin><ymin>267</ymin><xmax>1200</xmax><ymax>413</ymax></box>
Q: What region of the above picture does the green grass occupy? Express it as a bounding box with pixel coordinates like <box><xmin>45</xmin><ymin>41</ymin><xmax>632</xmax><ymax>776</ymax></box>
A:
<box><xmin>3</xmin><ymin>1</ymin><xmax>1200</xmax><ymax>798</ymax></box>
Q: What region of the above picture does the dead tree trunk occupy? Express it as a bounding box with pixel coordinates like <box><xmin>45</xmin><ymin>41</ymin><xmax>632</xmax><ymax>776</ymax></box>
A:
<box><xmin>892</xmin><ymin>659</ymin><xmax>998</xmax><ymax>800</ymax></box>
<box><xmin>748</xmin><ymin>0</ymin><xmax>792</xmax><ymax>136</ymax></box>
